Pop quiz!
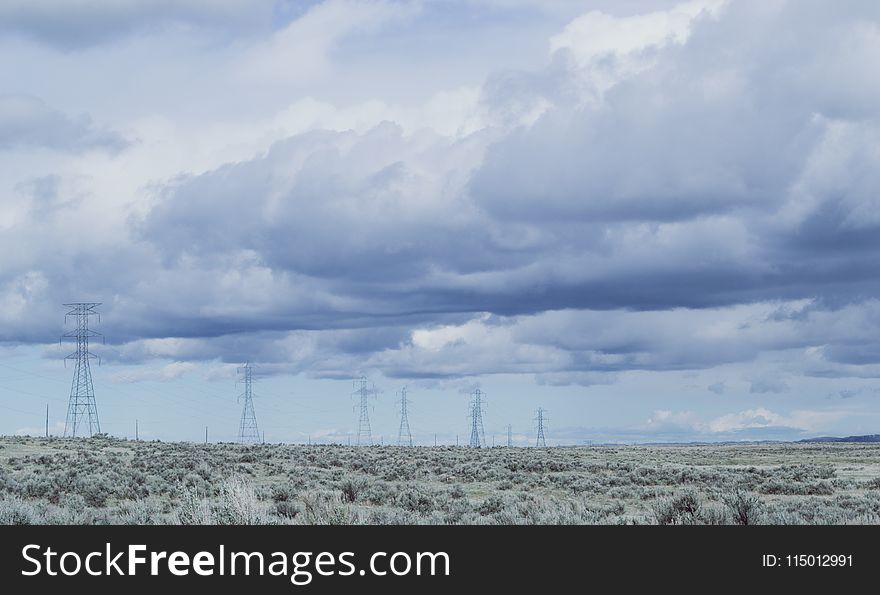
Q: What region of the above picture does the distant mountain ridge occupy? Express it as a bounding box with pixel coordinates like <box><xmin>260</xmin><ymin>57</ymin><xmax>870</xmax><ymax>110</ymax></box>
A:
<box><xmin>799</xmin><ymin>434</ymin><xmax>880</xmax><ymax>443</ymax></box>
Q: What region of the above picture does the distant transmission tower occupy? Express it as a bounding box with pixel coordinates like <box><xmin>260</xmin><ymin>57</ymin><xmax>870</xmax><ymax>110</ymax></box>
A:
<box><xmin>353</xmin><ymin>376</ymin><xmax>376</xmax><ymax>446</ymax></box>
<box><xmin>468</xmin><ymin>388</ymin><xmax>486</xmax><ymax>448</ymax></box>
<box><xmin>535</xmin><ymin>407</ymin><xmax>548</xmax><ymax>447</ymax></box>
<box><xmin>62</xmin><ymin>303</ymin><xmax>102</xmax><ymax>437</ymax></box>
<box><xmin>237</xmin><ymin>362</ymin><xmax>261</xmax><ymax>444</ymax></box>
<box><xmin>397</xmin><ymin>386</ymin><xmax>413</xmax><ymax>447</ymax></box>
<box><xmin>507</xmin><ymin>424</ymin><xmax>513</xmax><ymax>447</ymax></box>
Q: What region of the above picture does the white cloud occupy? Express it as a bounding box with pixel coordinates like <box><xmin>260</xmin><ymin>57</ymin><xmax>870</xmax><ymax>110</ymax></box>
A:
<box><xmin>646</xmin><ymin>409</ymin><xmax>703</xmax><ymax>430</ymax></box>
<box><xmin>645</xmin><ymin>406</ymin><xmax>847</xmax><ymax>436</ymax></box>
<box><xmin>2</xmin><ymin>0</ymin><xmax>880</xmax><ymax>439</ymax></box>
<box><xmin>550</xmin><ymin>0</ymin><xmax>724</xmax><ymax>61</ymax></box>
<box><xmin>0</xmin><ymin>94</ymin><xmax>126</xmax><ymax>152</ymax></box>
<box><xmin>110</xmin><ymin>361</ymin><xmax>198</xmax><ymax>383</ymax></box>
<box><xmin>548</xmin><ymin>0</ymin><xmax>726</xmax><ymax>98</ymax></box>
<box><xmin>15</xmin><ymin>421</ymin><xmax>64</xmax><ymax>436</ymax></box>
<box><xmin>0</xmin><ymin>271</ymin><xmax>47</xmax><ymax>316</ymax></box>
<box><xmin>707</xmin><ymin>407</ymin><xmax>846</xmax><ymax>433</ymax></box>
<box><xmin>235</xmin><ymin>0</ymin><xmax>419</xmax><ymax>84</ymax></box>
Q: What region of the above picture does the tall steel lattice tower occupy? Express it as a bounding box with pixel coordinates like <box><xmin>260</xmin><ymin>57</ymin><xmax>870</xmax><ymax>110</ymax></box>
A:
<box><xmin>353</xmin><ymin>376</ymin><xmax>376</xmax><ymax>446</ymax></box>
<box><xmin>237</xmin><ymin>362</ymin><xmax>261</xmax><ymax>444</ymax></box>
<box><xmin>507</xmin><ymin>424</ymin><xmax>513</xmax><ymax>447</ymax></box>
<box><xmin>535</xmin><ymin>407</ymin><xmax>548</xmax><ymax>447</ymax></box>
<box><xmin>397</xmin><ymin>386</ymin><xmax>413</xmax><ymax>447</ymax></box>
<box><xmin>468</xmin><ymin>388</ymin><xmax>486</xmax><ymax>448</ymax></box>
<box><xmin>62</xmin><ymin>303</ymin><xmax>102</xmax><ymax>437</ymax></box>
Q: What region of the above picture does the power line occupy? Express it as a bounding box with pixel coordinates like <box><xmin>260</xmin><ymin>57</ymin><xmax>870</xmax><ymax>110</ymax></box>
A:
<box><xmin>99</xmin><ymin>376</ymin><xmax>235</xmax><ymax>424</ymax></box>
<box><xmin>0</xmin><ymin>361</ymin><xmax>69</xmax><ymax>384</ymax></box>
<box><xmin>62</xmin><ymin>302</ymin><xmax>102</xmax><ymax>437</ymax></box>
<box><xmin>0</xmin><ymin>403</ymin><xmax>38</xmax><ymax>415</ymax></box>
<box><xmin>0</xmin><ymin>382</ymin><xmax>67</xmax><ymax>404</ymax></box>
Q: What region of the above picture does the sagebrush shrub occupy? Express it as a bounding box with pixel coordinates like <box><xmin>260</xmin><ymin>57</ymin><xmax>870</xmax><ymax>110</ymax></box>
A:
<box><xmin>397</xmin><ymin>486</ymin><xmax>437</xmax><ymax>514</ymax></box>
<box><xmin>2</xmin><ymin>437</ymin><xmax>879</xmax><ymax>525</ymax></box>
<box><xmin>274</xmin><ymin>500</ymin><xmax>301</xmax><ymax>519</ymax></box>
<box><xmin>301</xmin><ymin>492</ymin><xmax>358</xmax><ymax>525</ymax></box>
<box><xmin>338</xmin><ymin>477</ymin><xmax>367</xmax><ymax>503</ymax></box>
<box><xmin>0</xmin><ymin>495</ymin><xmax>39</xmax><ymax>525</ymax></box>
<box><xmin>116</xmin><ymin>499</ymin><xmax>162</xmax><ymax>525</ymax></box>
<box><xmin>723</xmin><ymin>490</ymin><xmax>763</xmax><ymax>525</ymax></box>
<box><xmin>652</xmin><ymin>492</ymin><xmax>702</xmax><ymax>525</ymax></box>
<box><xmin>176</xmin><ymin>484</ymin><xmax>213</xmax><ymax>525</ymax></box>
<box><xmin>214</xmin><ymin>476</ymin><xmax>272</xmax><ymax>525</ymax></box>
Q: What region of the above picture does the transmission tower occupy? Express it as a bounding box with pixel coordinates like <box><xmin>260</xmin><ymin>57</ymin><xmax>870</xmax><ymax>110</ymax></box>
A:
<box><xmin>468</xmin><ymin>388</ymin><xmax>486</xmax><ymax>448</ymax></box>
<box><xmin>507</xmin><ymin>424</ymin><xmax>513</xmax><ymax>447</ymax></box>
<box><xmin>62</xmin><ymin>303</ymin><xmax>102</xmax><ymax>437</ymax></box>
<box><xmin>353</xmin><ymin>376</ymin><xmax>376</xmax><ymax>446</ymax></box>
<box><xmin>237</xmin><ymin>362</ymin><xmax>261</xmax><ymax>444</ymax></box>
<box><xmin>535</xmin><ymin>407</ymin><xmax>548</xmax><ymax>447</ymax></box>
<box><xmin>397</xmin><ymin>386</ymin><xmax>413</xmax><ymax>447</ymax></box>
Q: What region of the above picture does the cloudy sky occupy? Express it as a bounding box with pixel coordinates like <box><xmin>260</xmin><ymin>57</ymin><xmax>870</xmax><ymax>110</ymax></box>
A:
<box><xmin>2</xmin><ymin>0</ymin><xmax>880</xmax><ymax>444</ymax></box>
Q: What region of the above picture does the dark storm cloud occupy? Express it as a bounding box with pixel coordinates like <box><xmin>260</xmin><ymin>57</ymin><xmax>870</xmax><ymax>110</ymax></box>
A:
<box><xmin>0</xmin><ymin>0</ymin><xmax>279</xmax><ymax>48</ymax></box>
<box><xmin>107</xmin><ymin>1</ymin><xmax>880</xmax><ymax>376</ymax></box>
<box><xmin>821</xmin><ymin>344</ymin><xmax>880</xmax><ymax>366</ymax></box>
<box><xmin>139</xmin><ymin>124</ymin><xmax>502</xmax><ymax>283</ymax></box>
<box><xmin>708</xmin><ymin>382</ymin><xmax>725</xmax><ymax>395</ymax></box>
<box><xmin>131</xmin><ymin>0</ymin><xmax>880</xmax><ymax>326</ymax></box>
<box><xmin>749</xmin><ymin>379</ymin><xmax>790</xmax><ymax>395</ymax></box>
<box><xmin>6</xmin><ymin>0</ymin><xmax>880</xmax><ymax>384</ymax></box>
<box><xmin>0</xmin><ymin>95</ymin><xmax>126</xmax><ymax>153</ymax></box>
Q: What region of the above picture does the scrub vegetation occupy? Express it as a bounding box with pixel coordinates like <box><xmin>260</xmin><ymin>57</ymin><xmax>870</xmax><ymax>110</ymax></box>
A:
<box><xmin>1</xmin><ymin>436</ymin><xmax>879</xmax><ymax>525</ymax></box>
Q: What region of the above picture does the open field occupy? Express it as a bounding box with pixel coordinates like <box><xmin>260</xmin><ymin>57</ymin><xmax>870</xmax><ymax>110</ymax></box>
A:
<box><xmin>1</xmin><ymin>436</ymin><xmax>879</xmax><ymax>525</ymax></box>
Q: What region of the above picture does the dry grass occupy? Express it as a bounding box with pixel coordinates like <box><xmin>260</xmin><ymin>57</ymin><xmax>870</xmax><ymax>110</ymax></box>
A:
<box><xmin>1</xmin><ymin>435</ymin><xmax>879</xmax><ymax>524</ymax></box>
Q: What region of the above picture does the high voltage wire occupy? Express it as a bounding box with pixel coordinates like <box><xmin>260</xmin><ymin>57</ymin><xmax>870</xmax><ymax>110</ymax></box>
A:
<box><xmin>106</xmin><ymin>381</ymin><xmax>235</xmax><ymax>422</ymax></box>
<box><xmin>0</xmin><ymin>345</ymin><xmax>233</xmax><ymax>427</ymax></box>
<box><xmin>0</xmin><ymin>356</ymin><xmax>307</xmax><ymax>439</ymax></box>
<box><xmin>8</xmin><ymin>322</ymin><xmax>396</xmax><ymax>441</ymax></box>
<box><xmin>0</xmin><ymin>383</ymin><xmax>68</xmax><ymax>403</ymax></box>
<box><xmin>0</xmin><ymin>402</ymin><xmax>45</xmax><ymax>416</ymax></box>
<box><xmin>0</xmin><ymin>376</ymin><xmax>223</xmax><ymax>419</ymax></box>
<box><xmin>0</xmin><ymin>361</ymin><xmax>70</xmax><ymax>384</ymax></box>
<box><xmin>170</xmin><ymin>375</ymin><xmax>338</xmax><ymax>418</ymax></box>
<box><xmin>1</xmin><ymin>325</ymin><xmax>563</xmax><ymax>444</ymax></box>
